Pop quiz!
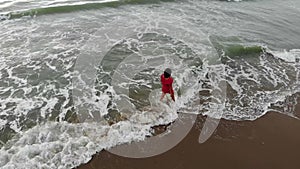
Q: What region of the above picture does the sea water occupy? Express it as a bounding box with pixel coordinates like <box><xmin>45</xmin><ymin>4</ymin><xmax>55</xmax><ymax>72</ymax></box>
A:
<box><xmin>0</xmin><ymin>0</ymin><xmax>299</xmax><ymax>168</ymax></box>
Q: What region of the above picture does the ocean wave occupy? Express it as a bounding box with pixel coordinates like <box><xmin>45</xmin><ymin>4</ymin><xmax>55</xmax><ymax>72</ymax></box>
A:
<box><xmin>0</xmin><ymin>103</ymin><xmax>178</xmax><ymax>169</ymax></box>
<box><xmin>0</xmin><ymin>0</ymin><xmax>176</xmax><ymax>21</ymax></box>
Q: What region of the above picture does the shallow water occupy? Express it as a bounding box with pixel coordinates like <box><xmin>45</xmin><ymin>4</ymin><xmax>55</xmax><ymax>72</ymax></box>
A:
<box><xmin>0</xmin><ymin>0</ymin><xmax>299</xmax><ymax>168</ymax></box>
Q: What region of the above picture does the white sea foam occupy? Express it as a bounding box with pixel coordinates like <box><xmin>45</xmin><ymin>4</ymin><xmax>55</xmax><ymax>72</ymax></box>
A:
<box><xmin>0</xmin><ymin>119</ymin><xmax>6</xmax><ymax>130</ymax></box>
<box><xmin>272</xmin><ymin>49</ymin><xmax>300</xmax><ymax>63</ymax></box>
<box><xmin>227</xmin><ymin>0</ymin><xmax>243</xmax><ymax>2</ymax></box>
<box><xmin>0</xmin><ymin>107</ymin><xmax>178</xmax><ymax>169</ymax></box>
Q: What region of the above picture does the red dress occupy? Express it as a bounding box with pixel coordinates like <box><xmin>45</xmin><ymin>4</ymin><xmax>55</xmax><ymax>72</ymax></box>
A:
<box><xmin>161</xmin><ymin>74</ymin><xmax>175</xmax><ymax>101</ymax></box>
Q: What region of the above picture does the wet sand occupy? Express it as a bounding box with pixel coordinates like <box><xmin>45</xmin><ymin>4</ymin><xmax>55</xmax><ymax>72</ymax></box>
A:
<box><xmin>77</xmin><ymin>97</ymin><xmax>300</xmax><ymax>169</ymax></box>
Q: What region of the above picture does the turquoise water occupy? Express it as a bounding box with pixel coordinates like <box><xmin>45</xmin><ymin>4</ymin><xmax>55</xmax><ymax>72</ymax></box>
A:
<box><xmin>0</xmin><ymin>0</ymin><xmax>299</xmax><ymax>168</ymax></box>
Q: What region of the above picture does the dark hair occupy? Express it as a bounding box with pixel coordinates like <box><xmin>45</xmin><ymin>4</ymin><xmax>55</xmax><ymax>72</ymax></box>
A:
<box><xmin>164</xmin><ymin>71</ymin><xmax>170</xmax><ymax>78</ymax></box>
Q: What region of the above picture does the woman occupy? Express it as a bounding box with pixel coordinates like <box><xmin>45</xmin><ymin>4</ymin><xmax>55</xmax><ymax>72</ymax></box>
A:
<box><xmin>160</xmin><ymin>68</ymin><xmax>175</xmax><ymax>102</ymax></box>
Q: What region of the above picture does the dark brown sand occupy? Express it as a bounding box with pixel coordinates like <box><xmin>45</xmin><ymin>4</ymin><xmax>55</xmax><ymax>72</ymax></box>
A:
<box><xmin>77</xmin><ymin>97</ymin><xmax>300</xmax><ymax>169</ymax></box>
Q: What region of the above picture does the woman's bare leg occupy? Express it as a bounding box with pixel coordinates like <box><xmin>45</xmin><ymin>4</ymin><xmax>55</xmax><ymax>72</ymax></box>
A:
<box><xmin>160</xmin><ymin>92</ymin><xmax>166</xmax><ymax>101</ymax></box>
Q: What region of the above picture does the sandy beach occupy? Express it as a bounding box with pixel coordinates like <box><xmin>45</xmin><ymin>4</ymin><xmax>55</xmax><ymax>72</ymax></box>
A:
<box><xmin>77</xmin><ymin>96</ymin><xmax>300</xmax><ymax>169</ymax></box>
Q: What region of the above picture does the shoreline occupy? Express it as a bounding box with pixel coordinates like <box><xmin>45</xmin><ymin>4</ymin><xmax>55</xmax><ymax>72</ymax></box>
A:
<box><xmin>77</xmin><ymin>97</ymin><xmax>300</xmax><ymax>169</ymax></box>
